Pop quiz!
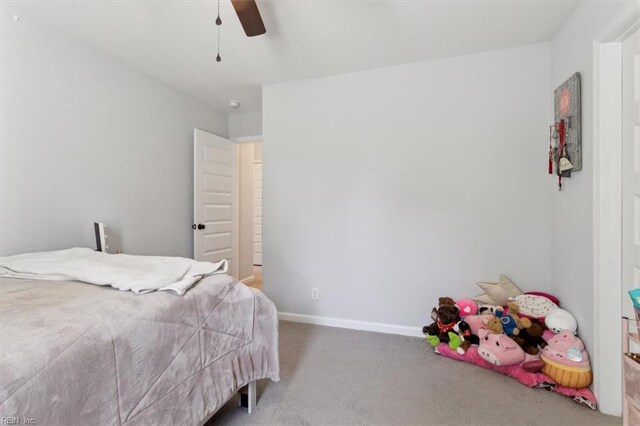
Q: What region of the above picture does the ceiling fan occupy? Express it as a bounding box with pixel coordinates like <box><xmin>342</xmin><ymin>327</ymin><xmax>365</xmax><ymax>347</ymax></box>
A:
<box><xmin>215</xmin><ymin>0</ymin><xmax>265</xmax><ymax>62</ymax></box>
<box><xmin>230</xmin><ymin>0</ymin><xmax>266</xmax><ymax>37</ymax></box>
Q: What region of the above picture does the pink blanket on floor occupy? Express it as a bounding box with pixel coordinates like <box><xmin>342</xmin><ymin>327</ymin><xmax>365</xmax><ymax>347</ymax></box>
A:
<box><xmin>435</xmin><ymin>343</ymin><xmax>597</xmax><ymax>409</ymax></box>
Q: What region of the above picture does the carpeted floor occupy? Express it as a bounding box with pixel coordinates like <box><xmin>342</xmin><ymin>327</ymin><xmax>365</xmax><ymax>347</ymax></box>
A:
<box><xmin>209</xmin><ymin>321</ymin><xmax>621</xmax><ymax>426</ymax></box>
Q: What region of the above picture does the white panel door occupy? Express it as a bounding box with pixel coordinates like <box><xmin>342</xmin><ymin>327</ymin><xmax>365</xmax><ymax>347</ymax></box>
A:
<box><xmin>253</xmin><ymin>161</ymin><xmax>262</xmax><ymax>266</ymax></box>
<box><xmin>194</xmin><ymin>129</ymin><xmax>239</xmax><ymax>278</ymax></box>
<box><xmin>623</xmin><ymin>29</ymin><xmax>640</xmax><ymax>318</ymax></box>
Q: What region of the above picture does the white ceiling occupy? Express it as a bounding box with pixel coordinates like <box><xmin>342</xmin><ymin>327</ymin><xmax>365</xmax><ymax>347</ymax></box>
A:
<box><xmin>10</xmin><ymin>0</ymin><xmax>579</xmax><ymax>113</ymax></box>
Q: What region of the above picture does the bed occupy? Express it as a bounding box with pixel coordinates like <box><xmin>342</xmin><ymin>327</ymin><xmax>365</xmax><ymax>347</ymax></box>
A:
<box><xmin>0</xmin><ymin>273</ymin><xmax>280</xmax><ymax>425</ymax></box>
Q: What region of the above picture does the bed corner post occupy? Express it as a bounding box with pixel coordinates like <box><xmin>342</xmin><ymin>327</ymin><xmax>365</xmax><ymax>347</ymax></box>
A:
<box><xmin>238</xmin><ymin>381</ymin><xmax>257</xmax><ymax>414</ymax></box>
<box><xmin>247</xmin><ymin>380</ymin><xmax>256</xmax><ymax>414</ymax></box>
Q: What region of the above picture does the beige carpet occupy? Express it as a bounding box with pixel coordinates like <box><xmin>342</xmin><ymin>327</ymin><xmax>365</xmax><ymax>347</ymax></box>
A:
<box><xmin>209</xmin><ymin>321</ymin><xmax>620</xmax><ymax>426</ymax></box>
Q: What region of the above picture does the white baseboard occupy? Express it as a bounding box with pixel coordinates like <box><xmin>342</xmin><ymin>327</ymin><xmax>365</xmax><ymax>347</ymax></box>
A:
<box><xmin>240</xmin><ymin>275</ymin><xmax>255</xmax><ymax>284</ymax></box>
<box><xmin>278</xmin><ymin>312</ymin><xmax>424</xmax><ymax>338</ymax></box>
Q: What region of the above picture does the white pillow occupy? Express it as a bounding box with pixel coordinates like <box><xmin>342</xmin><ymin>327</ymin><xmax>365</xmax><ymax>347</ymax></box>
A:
<box><xmin>512</xmin><ymin>294</ymin><xmax>559</xmax><ymax>318</ymax></box>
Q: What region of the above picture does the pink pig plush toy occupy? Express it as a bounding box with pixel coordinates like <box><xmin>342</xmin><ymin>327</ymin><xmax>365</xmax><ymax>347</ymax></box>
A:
<box><xmin>477</xmin><ymin>328</ymin><xmax>526</xmax><ymax>366</ymax></box>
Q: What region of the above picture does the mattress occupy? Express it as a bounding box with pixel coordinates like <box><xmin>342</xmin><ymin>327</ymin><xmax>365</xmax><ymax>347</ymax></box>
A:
<box><xmin>0</xmin><ymin>274</ymin><xmax>279</xmax><ymax>425</ymax></box>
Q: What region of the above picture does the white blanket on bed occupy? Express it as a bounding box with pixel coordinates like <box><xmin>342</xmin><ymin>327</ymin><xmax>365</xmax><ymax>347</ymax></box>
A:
<box><xmin>0</xmin><ymin>247</ymin><xmax>229</xmax><ymax>295</ymax></box>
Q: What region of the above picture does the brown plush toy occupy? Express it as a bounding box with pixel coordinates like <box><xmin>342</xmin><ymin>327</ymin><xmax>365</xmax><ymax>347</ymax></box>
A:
<box><xmin>511</xmin><ymin>318</ymin><xmax>548</xmax><ymax>355</ymax></box>
<box><xmin>485</xmin><ymin>305</ymin><xmax>528</xmax><ymax>336</ymax></box>
<box><xmin>506</xmin><ymin>302</ymin><xmax>532</xmax><ymax>331</ymax></box>
<box><xmin>438</xmin><ymin>297</ymin><xmax>456</xmax><ymax>307</ymax></box>
<box><xmin>485</xmin><ymin>317</ymin><xmax>504</xmax><ymax>334</ymax></box>
<box><xmin>427</xmin><ymin>297</ymin><xmax>458</xmax><ymax>326</ymax></box>
<box><xmin>422</xmin><ymin>298</ymin><xmax>460</xmax><ymax>343</ymax></box>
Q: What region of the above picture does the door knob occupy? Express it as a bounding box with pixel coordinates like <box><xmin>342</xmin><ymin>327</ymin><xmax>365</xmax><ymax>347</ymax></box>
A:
<box><xmin>197</xmin><ymin>224</ymin><xmax>206</xmax><ymax>230</ymax></box>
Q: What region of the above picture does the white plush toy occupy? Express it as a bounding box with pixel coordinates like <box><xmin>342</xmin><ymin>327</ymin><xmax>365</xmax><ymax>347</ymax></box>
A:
<box><xmin>545</xmin><ymin>308</ymin><xmax>578</xmax><ymax>334</ymax></box>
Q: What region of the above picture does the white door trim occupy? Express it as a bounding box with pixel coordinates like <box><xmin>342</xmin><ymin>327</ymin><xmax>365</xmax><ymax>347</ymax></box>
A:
<box><xmin>231</xmin><ymin>135</ymin><xmax>263</xmax><ymax>144</ymax></box>
<box><xmin>278</xmin><ymin>312</ymin><xmax>424</xmax><ymax>338</ymax></box>
<box><xmin>593</xmin><ymin>6</ymin><xmax>640</xmax><ymax>416</ymax></box>
<box><xmin>253</xmin><ymin>161</ymin><xmax>263</xmax><ymax>266</ymax></box>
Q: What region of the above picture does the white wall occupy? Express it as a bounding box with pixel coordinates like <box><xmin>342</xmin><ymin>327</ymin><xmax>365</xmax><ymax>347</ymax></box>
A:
<box><xmin>263</xmin><ymin>43</ymin><xmax>552</xmax><ymax>330</ymax></box>
<box><xmin>229</xmin><ymin>112</ymin><xmax>262</xmax><ymax>138</ymax></box>
<box><xmin>550</xmin><ymin>0</ymin><xmax>634</xmax><ymax>356</ymax></box>
<box><xmin>549</xmin><ymin>0</ymin><xmax>639</xmax><ymax>415</ymax></box>
<box><xmin>0</xmin><ymin>5</ymin><xmax>228</xmax><ymax>257</ymax></box>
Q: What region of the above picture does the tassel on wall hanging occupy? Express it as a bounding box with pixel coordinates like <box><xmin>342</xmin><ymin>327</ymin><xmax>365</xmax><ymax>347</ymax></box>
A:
<box><xmin>549</xmin><ymin>72</ymin><xmax>582</xmax><ymax>191</ymax></box>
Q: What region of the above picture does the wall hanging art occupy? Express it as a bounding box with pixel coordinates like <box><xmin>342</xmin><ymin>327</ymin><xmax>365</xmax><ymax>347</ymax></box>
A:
<box><xmin>549</xmin><ymin>72</ymin><xmax>581</xmax><ymax>191</ymax></box>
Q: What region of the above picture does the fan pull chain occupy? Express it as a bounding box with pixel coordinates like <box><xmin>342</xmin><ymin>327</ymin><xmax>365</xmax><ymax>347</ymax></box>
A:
<box><xmin>216</xmin><ymin>0</ymin><xmax>222</xmax><ymax>62</ymax></box>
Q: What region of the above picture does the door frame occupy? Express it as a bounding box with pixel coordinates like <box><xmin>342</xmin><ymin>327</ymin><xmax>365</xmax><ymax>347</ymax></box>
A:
<box><xmin>232</xmin><ymin>135</ymin><xmax>263</xmax><ymax>144</ymax></box>
<box><xmin>231</xmin><ymin>135</ymin><xmax>263</xmax><ymax>284</ymax></box>
<box><xmin>593</xmin><ymin>6</ymin><xmax>640</xmax><ymax>416</ymax></box>
<box><xmin>252</xmin><ymin>158</ymin><xmax>263</xmax><ymax>267</ymax></box>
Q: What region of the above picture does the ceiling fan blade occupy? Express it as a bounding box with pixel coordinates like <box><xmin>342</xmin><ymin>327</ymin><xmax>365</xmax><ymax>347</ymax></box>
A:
<box><xmin>231</xmin><ymin>0</ymin><xmax>266</xmax><ymax>37</ymax></box>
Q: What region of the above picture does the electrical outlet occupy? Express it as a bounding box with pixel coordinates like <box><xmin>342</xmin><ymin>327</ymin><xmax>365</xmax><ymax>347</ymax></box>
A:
<box><xmin>311</xmin><ymin>287</ymin><xmax>319</xmax><ymax>301</ymax></box>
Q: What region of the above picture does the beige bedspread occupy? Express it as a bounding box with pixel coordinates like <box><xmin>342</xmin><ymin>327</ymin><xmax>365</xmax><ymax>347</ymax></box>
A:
<box><xmin>0</xmin><ymin>274</ymin><xmax>279</xmax><ymax>425</ymax></box>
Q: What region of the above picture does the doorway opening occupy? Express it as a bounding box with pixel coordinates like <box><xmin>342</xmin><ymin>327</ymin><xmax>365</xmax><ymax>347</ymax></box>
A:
<box><xmin>238</xmin><ymin>140</ymin><xmax>263</xmax><ymax>290</ymax></box>
<box><xmin>192</xmin><ymin>129</ymin><xmax>263</xmax><ymax>288</ymax></box>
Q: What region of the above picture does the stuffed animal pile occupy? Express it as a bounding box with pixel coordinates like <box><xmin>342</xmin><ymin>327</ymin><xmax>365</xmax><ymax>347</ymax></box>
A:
<box><xmin>422</xmin><ymin>275</ymin><xmax>592</xmax><ymax>394</ymax></box>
